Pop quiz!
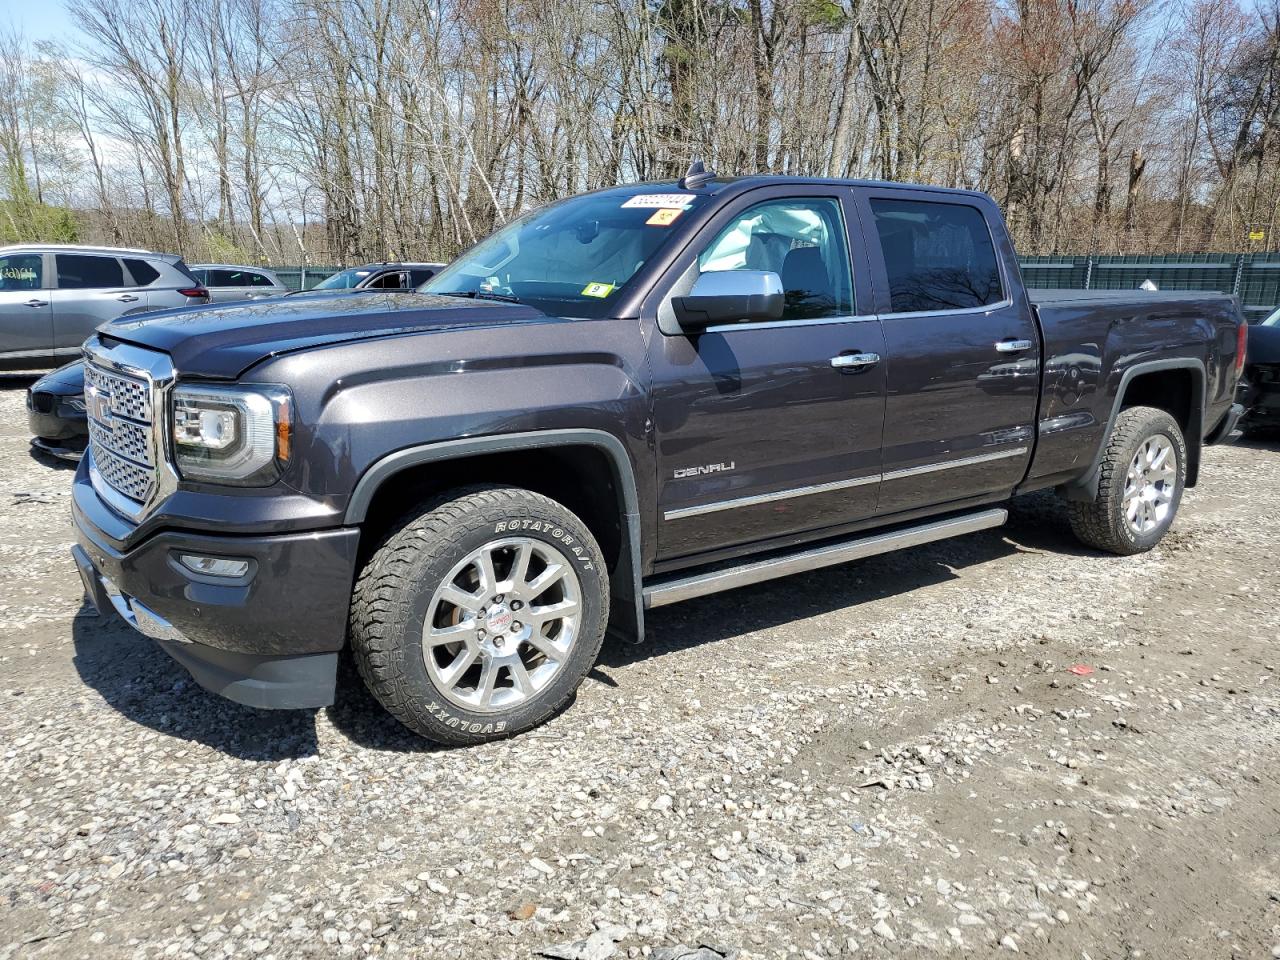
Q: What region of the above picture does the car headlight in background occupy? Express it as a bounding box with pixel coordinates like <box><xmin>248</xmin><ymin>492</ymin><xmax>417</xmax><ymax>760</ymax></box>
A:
<box><xmin>171</xmin><ymin>385</ymin><xmax>291</xmax><ymax>485</ymax></box>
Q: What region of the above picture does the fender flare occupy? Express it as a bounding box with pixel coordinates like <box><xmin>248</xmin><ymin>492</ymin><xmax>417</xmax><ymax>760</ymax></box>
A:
<box><xmin>1062</xmin><ymin>358</ymin><xmax>1206</xmax><ymax>501</ymax></box>
<box><xmin>345</xmin><ymin>428</ymin><xmax>645</xmax><ymax>641</ymax></box>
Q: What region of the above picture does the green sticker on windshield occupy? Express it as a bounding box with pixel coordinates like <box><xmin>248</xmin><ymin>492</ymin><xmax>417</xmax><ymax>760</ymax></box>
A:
<box><xmin>581</xmin><ymin>282</ymin><xmax>615</xmax><ymax>298</ymax></box>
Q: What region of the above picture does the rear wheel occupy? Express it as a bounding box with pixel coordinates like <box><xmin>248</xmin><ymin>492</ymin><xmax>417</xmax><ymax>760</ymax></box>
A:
<box><xmin>1066</xmin><ymin>405</ymin><xmax>1186</xmax><ymax>555</ymax></box>
<box><xmin>349</xmin><ymin>485</ymin><xmax>609</xmax><ymax>745</ymax></box>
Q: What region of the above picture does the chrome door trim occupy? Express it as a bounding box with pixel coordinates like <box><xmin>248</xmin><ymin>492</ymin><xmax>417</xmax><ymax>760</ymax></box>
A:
<box><xmin>877</xmin><ymin>298</ymin><xmax>1014</xmax><ymax>321</ymax></box>
<box><xmin>663</xmin><ymin>444</ymin><xmax>1029</xmax><ymax>521</ymax></box>
<box><xmin>702</xmin><ymin>313</ymin><xmax>878</xmax><ymax>334</ymax></box>
<box><xmin>882</xmin><ymin>445</ymin><xmax>1028</xmax><ymax>482</ymax></box>
<box><xmin>663</xmin><ymin>473</ymin><xmax>880</xmax><ymax>521</ymax></box>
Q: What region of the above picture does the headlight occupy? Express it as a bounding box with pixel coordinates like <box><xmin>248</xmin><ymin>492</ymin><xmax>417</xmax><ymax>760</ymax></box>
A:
<box><xmin>171</xmin><ymin>385</ymin><xmax>291</xmax><ymax>485</ymax></box>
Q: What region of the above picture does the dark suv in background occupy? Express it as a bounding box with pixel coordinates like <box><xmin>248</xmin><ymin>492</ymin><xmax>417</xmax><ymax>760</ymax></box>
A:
<box><xmin>0</xmin><ymin>244</ymin><xmax>208</xmax><ymax>370</ymax></box>
<box><xmin>303</xmin><ymin>262</ymin><xmax>445</xmax><ymax>293</ymax></box>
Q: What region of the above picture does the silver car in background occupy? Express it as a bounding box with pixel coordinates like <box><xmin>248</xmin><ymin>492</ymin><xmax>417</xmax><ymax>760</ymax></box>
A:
<box><xmin>0</xmin><ymin>244</ymin><xmax>209</xmax><ymax>370</ymax></box>
<box><xmin>189</xmin><ymin>264</ymin><xmax>290</xmax><ymax>303</ymax></box>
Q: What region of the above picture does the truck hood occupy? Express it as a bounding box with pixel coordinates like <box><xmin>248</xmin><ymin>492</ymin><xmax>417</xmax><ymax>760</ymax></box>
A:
<box><xmin>102</xmin><ymin>291</ymin><xmax>551</xmax><ymax>379</ymax></box>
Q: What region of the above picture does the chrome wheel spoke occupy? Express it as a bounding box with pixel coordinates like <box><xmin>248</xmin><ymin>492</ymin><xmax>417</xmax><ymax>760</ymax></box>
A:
<box><xmin>511</xmin><ymin>542</ymin><xmax>534</xmax><ymax>591</ymax></box>
<box><xmin>509</xmin><ymin>659</ymin><xmax>534</xmax><ymax>697</ymax></box>
<box><xmin>526</xmin><ymin>561</ymin><xmax>566</xmax><ymax>599</ymax></box>
<box><xmin>476</xmin><ymin>658</ymin><xmax>499</xmax><ymax>708</ymax></box>
<box><xmin>530</xmin><ymin>598</ymin><xmax>580</xmax><ymax>627</ymax></box>
<box><xmin>476</xmin><ymin>548</ymin><xmax>500</xmax><ymax>595</ymax></box>
<box><xmin>526</xmin><ymin>631</ymin><xmax>569</xmax><ymax>662</ymax></box>
<box><xmin>440</xmin><ymin>584</ymin><xmax>483</xmax><ymax>614</ymax></box>
<box><xmin>426</xmin><ymin>621</ymin><xmax>474</xmax><ymax>645</ymax></box>
<box><xmin>439</xmin><ymin>646</ymin><xmax>479</xmax><ymax>688</ymax></box>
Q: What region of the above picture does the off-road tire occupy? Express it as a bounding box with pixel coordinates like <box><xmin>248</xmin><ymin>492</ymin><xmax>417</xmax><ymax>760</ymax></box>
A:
<box><xmin>349</xmin><ymin>485</ymin><xmax>609</xmax><ymax>746</ymax></box>
<box><xmin>1066</xmin><ymin>405</ymin><xmax>1187</xmax><ymax>556</ymax></box>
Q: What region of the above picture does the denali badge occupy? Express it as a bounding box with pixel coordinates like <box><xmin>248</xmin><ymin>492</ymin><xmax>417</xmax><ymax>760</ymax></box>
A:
<box><xmin>86</xmin><ymin>384</ymin><xmax>112</xmax><ymax>426</ymax></box>
<box><xmin>673</xmin><ymin>461</ymin><xmax>735</xmax><ymax>479</ymax></box>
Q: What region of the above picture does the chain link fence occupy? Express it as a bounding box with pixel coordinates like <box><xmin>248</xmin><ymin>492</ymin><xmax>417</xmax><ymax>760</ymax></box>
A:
<box><xmin>268</xmin><ymin>254</ymin><xmax>1280</xmax><ymax>319</ymax></box>
<box><xmin>1019</xmin><ymin>252</ymin><xmax>1280</xmax><ymax>321</ymax></box>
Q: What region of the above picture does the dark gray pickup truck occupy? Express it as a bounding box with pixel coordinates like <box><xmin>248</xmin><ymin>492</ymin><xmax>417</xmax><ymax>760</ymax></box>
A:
<box><xmin>70</xmin><ymin>172</ymin><xmax>1246</xmax><ymax>744</ymax></box>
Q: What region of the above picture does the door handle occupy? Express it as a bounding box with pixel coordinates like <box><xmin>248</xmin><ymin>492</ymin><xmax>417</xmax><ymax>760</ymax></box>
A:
<box><xmin>995</xmin><ymin>338</ymin><xmax>1033</xmax><ymax>353</ymax></box>
<box><xmin>24</xmin><ymin>299</ymin><xmax>48</xmax><ymax>308</ymax></box>
<box><xmin>830</xmin><ymin>352</ymin><xmax>880</xmax><ymax>371</ymax></box>
<box><xmin>116</xmin><ymin>294</ymin><xmax>139</xmax><ymax>303</ymax></box>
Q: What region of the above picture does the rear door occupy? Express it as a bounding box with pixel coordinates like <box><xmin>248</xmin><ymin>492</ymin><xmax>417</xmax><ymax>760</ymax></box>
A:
<box><xmin>646</xmin><ymin>186</ymin><xmax>887</xmax><ymax>562</ymax></box>
<box><xmin>49</xmin><ymin>253</ymin><xmax>136</xmax><ymax>354</ymax></box>
<box><xmin>0</xmin><ymin>251</ymin><xmax>53</xmax><ymax>364</ymax></box>
<box><xmin>855</xmin><ymin>189</ymin><xmax>1039</xmax><ymax>515</ymax></box>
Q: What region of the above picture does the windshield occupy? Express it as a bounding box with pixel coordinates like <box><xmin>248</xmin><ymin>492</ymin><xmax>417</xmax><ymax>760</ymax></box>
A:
<box><xmin>423</xmin><ymin>188</ymin><xmax>711</xmax><ymax>317</ymax></box>
<box><xmin>314</xmin><ymin>267</ymin><xmax>375</xmax><ymax>290</ymax></box>
<box><xmin>1263</xmin><ymin>307</ymin><xmax>1280</xmax><ymax>327</ymax></box>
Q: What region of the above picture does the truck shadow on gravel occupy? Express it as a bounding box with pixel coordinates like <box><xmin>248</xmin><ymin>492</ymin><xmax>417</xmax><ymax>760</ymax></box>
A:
<box><xmin>71</xmin><ymin>493</ymin><xmax>1096</xmax><ymax>757</ymax></box>
<box><xmin>71</xmin><ymin>606</ymin><xmax>321</xmax><ymax>760</ymax></box>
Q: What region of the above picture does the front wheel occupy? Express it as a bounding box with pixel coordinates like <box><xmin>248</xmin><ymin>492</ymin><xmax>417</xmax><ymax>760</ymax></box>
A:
<box><xmin>349</xmin><ymin>485</ymin><xmax>609</xmax><ymax>745</ymax></box>
<box><xmin>1066</xmin><ymin>405</ymin><xmax>1187</xmax><ymax>555</ymax></box>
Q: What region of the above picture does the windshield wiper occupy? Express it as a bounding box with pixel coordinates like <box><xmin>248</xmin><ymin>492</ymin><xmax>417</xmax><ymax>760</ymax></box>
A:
<box><xmin>436</xmin><ymin>289</ymin><xmax>522</xmax><ymax>304</ymax></box>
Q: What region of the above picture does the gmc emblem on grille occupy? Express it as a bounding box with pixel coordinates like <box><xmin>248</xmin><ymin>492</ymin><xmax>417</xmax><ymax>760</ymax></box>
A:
<box><xmin>86</xmin><ymin>384</ymin><xmax>112</xmax><ymax>426</ymax></box>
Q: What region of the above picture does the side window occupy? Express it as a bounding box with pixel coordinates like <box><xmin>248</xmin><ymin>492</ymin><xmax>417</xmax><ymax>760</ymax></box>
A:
<box><xmin>870</xmin><ymin>198</ymin><xmax>1004</xmax><ymax>313</ymax></box>
<box><xmin>697</xmin><ymin>198</ymin><xmax>853</xmax><ymax>321</ymax></box>
<box><xmin>56</xmin><ymin>254</ymin><xmax>125</xmax><ymax>289</ymax></box>
<box><xmin>207</xmin><ymin>269</ymin><xmax>239</xmax><ymax>286</ymax></box>
<box><xmin>123</xmin><ymin>258</ymin><xmax>160</xmax><ymax>286</ymax></box>
<box><xmin>248</xmin><ymin>271</ymin><xmax>275</xmax><ymax>287</ymax></box>
<box><xmin>368</xmin><ymin>271</ymin><xmax>405</xmax><ymax>289</ymax></box>
<box><xmin>0</xmin><ymin>253</ymin><xmax>43</xmax><ymax>291</ymax></box>
<box><xmin>409</xmin><ymin>268</ymin><xmax>436</xmax><ymax>286</ymax></box>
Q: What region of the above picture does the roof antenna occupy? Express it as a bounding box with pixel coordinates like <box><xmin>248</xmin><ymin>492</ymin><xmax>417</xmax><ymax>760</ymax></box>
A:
<box><xmin>678</xmin><ymin>158</ymin><xmax>716</xmax><ymax>189</ymax></box>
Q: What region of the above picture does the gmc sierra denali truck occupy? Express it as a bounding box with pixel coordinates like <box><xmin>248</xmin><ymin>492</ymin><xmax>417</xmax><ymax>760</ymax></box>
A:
<box><xmin>70</xmin><ymin>171</ymin><xmax>1246</xmax><ymax>745</ymax></box>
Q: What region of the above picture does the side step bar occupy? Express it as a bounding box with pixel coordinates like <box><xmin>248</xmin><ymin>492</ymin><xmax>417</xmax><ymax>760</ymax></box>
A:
<box><xmin>642</xmin><ymin>508</ymin><xmax>1008</xmax><ymax>608</ymax></box>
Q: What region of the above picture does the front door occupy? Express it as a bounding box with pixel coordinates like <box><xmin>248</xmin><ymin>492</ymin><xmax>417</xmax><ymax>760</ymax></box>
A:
<box><xmin>0</xmin><ymin>252</ymin><xmax>53</xmax><ymax>365</ymax></box>
<box><xmin>647</xmin><ymin>190</ymin><xmax>887</xmax><ymax>563</ymax></box>
<box><xmin>858</xmin><ymin>190</ymin><xmax>1040</xmax><ymax>515</ymax></box>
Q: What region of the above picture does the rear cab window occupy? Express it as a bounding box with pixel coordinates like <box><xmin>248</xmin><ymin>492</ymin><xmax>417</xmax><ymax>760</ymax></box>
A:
<box><xmin>869</xmin><ymin>197</ymin><xmax>1004</xmax><ymax>313</ymax></box>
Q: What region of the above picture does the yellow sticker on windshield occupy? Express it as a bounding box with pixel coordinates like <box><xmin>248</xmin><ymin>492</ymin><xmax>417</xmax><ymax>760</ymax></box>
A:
<box><xmin>582</xmin><ymin>282</ymin><xmax>615</xmax><ymax>298</ymax></box>
<box><xmin>646</xmin><ymin>208</ymin><xmax>682</xmax><ymax>226</ymax></box>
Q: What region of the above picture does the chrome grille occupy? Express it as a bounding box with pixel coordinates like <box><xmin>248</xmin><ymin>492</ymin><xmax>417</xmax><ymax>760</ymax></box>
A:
<box><xmin>85</xmin><ymin>360</ymin><xmax>157</xmax><ymax>505</ymax></box>
<box><xmin>90</xmin><ymin>439</ymin><xmax>154</xmax><ymax>501</ymax></box>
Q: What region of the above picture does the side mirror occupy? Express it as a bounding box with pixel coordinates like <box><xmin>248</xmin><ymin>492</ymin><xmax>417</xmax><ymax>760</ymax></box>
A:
<box><xmin>672</xmin><ymin>270</ymin><xmax>784</xmax><ymax>331</ymax></box>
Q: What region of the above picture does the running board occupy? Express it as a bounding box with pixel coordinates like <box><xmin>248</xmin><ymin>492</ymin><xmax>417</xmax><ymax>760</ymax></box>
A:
<box><xmin>642</xmin><ymin>508</ymin><xmax>1008</xmax><ymax>608</ymax></box>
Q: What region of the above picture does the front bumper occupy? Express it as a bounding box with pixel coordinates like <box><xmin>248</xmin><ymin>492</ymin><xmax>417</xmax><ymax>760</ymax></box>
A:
<box><xmin>27</xmin><ymin>390</ymin><xmax>88</xmax><ymax>443</ymax></box>
<box><xmin>72</xmin><ymin>467</ymin><xmax>361</xmax><ymax>709</ymax></box>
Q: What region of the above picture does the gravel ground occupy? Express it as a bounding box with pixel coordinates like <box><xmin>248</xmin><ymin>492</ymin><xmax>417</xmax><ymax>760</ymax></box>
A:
<box><xmin>1</xmin><ymin>375</ymin><xmax>1277</xmax><ymax>960</ymax></box>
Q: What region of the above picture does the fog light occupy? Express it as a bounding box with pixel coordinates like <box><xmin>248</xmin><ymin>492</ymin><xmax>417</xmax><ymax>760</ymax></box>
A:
<box><xmin>178</xmin><ymin>554</ymin><xmax>251</xmax><ymax>578</ymax></box>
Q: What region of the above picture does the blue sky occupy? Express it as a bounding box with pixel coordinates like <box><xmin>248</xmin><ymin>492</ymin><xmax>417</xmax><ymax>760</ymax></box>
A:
<box><xmin>5</xmin><ymin>1</ymin><xmax>72</xmax><ymax>42</ymax></box>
